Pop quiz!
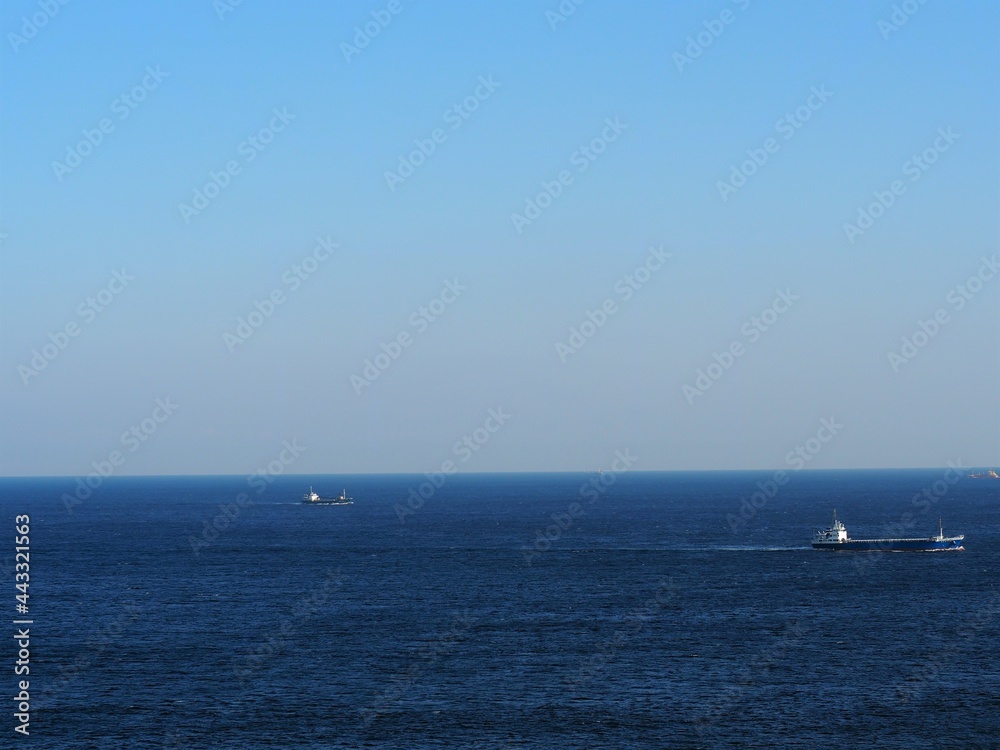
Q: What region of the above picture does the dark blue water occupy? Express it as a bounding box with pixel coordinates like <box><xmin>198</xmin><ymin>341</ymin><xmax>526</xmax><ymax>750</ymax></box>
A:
<box><xmin>2</xmin><ymin>470</ymin><xmax>998</xmax><ymax>749</ymax></box>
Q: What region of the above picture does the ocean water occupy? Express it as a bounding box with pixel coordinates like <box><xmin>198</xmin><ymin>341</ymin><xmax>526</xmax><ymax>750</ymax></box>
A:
<box><xmin>2</xmin><ymin>470</ymin><xmax>998</xmax><ymax>749</ymax></box>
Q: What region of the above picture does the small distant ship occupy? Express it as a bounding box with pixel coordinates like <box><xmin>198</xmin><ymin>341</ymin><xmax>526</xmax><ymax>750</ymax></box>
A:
<box><xmin>967</xmin><ymin>469</ymin><xmax>999</xmax><ymax>479</ymax></box>
<box><xmin>302</xmin><ymin>487</ymin><xmax>353</xmax><ymax>506</ymax></box>
<box><xmin>812</xmin><ymin>511</ymin><xmax>964</xmax><ymax>551</ymax></box>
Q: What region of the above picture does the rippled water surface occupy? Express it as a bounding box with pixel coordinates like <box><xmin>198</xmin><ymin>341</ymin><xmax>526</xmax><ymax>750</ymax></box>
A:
<box><xmin>3</xmin><ymin>470</ymin><xmax>998</xmax><ymax>748</ymax></box>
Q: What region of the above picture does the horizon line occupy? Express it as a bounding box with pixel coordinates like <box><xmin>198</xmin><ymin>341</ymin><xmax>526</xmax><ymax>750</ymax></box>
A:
<box><xmin>0</xmin><ymin>465</ymin><xmax>990</xmax><ymax>480</ymax></box>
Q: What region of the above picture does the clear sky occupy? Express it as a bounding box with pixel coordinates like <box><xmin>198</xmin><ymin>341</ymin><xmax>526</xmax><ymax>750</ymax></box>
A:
<box><xmin>1</xmin><ymin>0</ymin><xmax>997</xmax><ymax>476</ymax></box>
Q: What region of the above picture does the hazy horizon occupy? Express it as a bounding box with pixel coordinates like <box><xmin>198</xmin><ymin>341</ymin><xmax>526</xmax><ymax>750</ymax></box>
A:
<box><xmin>1</xmin><ymin>466</ymin><xmax>992</xmax><ymax>481</ymax></box>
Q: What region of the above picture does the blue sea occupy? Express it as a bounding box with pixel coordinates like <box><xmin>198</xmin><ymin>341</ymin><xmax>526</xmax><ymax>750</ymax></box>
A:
<box><xmin>2</xmin><ymin>470</ymin><xmax>998</xmax><ymax>749</ymax></box>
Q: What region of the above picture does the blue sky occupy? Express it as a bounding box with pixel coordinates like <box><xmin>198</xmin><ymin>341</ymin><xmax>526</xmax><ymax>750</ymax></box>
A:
<box><xmin>1</xmin><ymin>0</ymin><xmax>997</xmax><ymax>475</ymax></box>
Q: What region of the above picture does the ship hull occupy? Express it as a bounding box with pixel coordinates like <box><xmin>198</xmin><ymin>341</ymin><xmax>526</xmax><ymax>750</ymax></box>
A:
<box><xmin>812</xmin><ymin>538</ymin><xmax>964</xmax><ymax>551</ymax></box>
